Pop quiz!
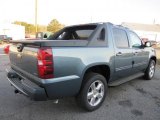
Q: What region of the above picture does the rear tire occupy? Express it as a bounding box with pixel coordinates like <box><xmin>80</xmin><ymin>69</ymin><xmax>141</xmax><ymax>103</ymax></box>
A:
<box><xmin>144</xmin><ymin>60</ymin><xmax>156</xmax><ymax>80</ymax></box>
<box><xmin>76</xmin><ymin>73</ymin><xmax>107</xmax><ymax>111</ymax></box>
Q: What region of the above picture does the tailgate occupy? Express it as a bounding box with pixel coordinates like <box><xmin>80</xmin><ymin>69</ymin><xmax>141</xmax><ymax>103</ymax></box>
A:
<box><xmin>9</xmin><ymin>39</ymin><xmax>88</xmax><ymax>78</ymax></box>
<box><xmin>9</xmin><ymin>43</ymin><xmax>39</xmax><ymax>77</ymax></box>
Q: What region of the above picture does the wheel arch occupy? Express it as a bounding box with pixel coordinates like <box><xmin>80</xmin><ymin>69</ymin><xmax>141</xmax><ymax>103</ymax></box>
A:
<box><xmin>150</xmin><ymin>56</ymin><xmax>157</xmax><ymax>63</ymax></box>
<box><xmin>81</xmin><ymin>63</ymin><xmax>111</xmax><ymax>85</ymax></box>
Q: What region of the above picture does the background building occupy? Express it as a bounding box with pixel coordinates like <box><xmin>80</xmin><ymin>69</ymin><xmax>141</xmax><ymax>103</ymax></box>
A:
<box><xmin>122</xmin><ymin>22</ymin><xmax>160</xmax><ymax>42</ymax></box>
<box><xmin>0</xmin><ymin>24</ymin><xmax>25</xmax><ymax>40</ymax></box>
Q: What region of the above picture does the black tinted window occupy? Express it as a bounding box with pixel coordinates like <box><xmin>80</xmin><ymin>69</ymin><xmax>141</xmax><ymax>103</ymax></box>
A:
<box><xmin>113</xmin><ymin>28</ymin><xmax>129</xmax><ymax>48</ymax></box>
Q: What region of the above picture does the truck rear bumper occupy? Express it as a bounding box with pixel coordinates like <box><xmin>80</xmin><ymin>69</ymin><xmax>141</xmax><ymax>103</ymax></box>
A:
<box><xmin>6</xmin><ymin>69</ymin><xmax>47</xmax><ymax>101</ymax></box>
<box><xmin>6</xmin><ymin>67</ymin><xmax>81</xmax><ymax>100</ymax></box>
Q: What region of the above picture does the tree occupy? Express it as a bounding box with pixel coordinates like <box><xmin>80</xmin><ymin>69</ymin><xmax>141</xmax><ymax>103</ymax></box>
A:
<box><xmin>13</xmin><ymin>21</ymin><xmax>35</xmax><ymax>34</ymax></box>
<box><xmin>38</xmin><ymin>25</ymin><xmax>47</xmax><ymax>32</ymax></box>
<box><xmin>47</xmin><ymin>19</ymin><xmax>64</xmax><ymax>33</ymax></box>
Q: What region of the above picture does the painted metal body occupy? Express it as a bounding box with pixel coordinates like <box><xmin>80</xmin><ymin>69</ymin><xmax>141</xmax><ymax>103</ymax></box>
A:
<box><xmin>6</xmin><ymin>23</ymin><xmax>156</xmax><ymax>100</ymax></box>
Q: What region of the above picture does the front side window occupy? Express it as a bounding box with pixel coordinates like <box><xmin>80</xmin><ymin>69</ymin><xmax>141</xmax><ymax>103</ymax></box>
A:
<box><xmin>113</xmin><ymin>28</ymin><xmax>129</xmax><ymax>48</ymax></box>
<box><xmin>129</xmin><ymin>32</ymin><xmax>142</xmax><ymax>48</ymax></box>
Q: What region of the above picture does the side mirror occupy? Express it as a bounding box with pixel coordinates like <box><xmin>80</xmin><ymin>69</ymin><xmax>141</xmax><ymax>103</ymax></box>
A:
<box><xmin>145</xmin><ymin>42</ymin><xmax>151</xmax><ymax>47</ymax></box>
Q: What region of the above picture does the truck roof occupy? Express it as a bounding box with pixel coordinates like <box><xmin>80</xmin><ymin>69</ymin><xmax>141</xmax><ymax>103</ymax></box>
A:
<box><xmin>66</xmin><ymin>22</ymin><xmax>112</xmax><ymax>27</ymax></box>
<box><xmin>66</xmin><ymin>22</ymin><xmax>130</xmax><ymax>30</ymax></box>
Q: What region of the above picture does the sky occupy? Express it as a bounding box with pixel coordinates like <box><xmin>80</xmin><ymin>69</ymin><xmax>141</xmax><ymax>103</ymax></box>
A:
<box><xmin>0</xmin><ymin>0</ymin><xmax>160</xmax><ymax>26</ymax></box>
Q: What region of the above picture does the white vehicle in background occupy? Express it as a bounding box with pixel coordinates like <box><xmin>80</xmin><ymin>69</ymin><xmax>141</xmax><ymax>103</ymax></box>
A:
<box><xmin>0</xmin><ymin>24</ymin><xmax>25</xmax><ymax>40</ymax></box>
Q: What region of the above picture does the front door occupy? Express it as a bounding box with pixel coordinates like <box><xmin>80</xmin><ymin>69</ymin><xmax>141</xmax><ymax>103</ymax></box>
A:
<box><xmin>128</xmin><ymin>31</ymin><xmax>149</xmax><ymax>73</ymax></box>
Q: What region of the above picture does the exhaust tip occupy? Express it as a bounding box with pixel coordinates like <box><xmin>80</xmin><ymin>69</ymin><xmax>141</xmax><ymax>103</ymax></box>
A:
<box><xmin>14</xmin><ymin>89</ymin><xmax>19</xmax><ymax>94</ymax></box>
<box><xmin>7</xmin><ymin>72</ymin><xmax>18</xmax><ymax>78</ymax></box>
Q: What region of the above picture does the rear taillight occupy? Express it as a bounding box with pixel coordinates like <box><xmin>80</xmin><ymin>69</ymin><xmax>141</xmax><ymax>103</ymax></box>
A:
<box><xmin>37</xmin><ymin>48</ymin><xmax>54</xmax><ymax>79</ymax></box>
<box><xmin>4</xmin><ymin>45</ymin><xmax>10</xmax><ymax>54</ymax></box>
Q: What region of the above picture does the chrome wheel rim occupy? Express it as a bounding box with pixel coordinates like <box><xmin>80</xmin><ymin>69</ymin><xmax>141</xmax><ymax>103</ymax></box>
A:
<box><xmin>149</xmin><ymin>62</ymin><xmax>155</xmax><ymax>78</ymax></box>
<box><xmin>87</xmin><ymin>80</ymin><xmax>104</xmax><ymax>107</ymax></box>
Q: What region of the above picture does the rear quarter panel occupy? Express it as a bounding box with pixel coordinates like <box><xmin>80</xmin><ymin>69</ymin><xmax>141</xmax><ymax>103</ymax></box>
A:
<box><xmin>53</xmin><ymin>47</ymin><xmax>114</xmax><ymax>79</ymax></box>
<box><xmin>46</xmin><ymin>23</ymin><xmax>116</xmax><ymax>98</ymax></box>
<box><xmin>47</xmin><ymin>46</ymin><xmax>114</xmax><ymax>98</ymax></box>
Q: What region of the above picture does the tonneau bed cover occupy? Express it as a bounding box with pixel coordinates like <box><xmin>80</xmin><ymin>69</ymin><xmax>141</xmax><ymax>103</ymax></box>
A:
<box><xmin>10</xmin><ymin>40</ymin><xmax>88</xmax><ymax>47</ymax></box>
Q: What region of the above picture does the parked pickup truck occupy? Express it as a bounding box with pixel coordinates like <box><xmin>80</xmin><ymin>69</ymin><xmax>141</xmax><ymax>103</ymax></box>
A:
<box><xmin>6</xmin><ymin>22</ymin><xmax>156</xmax><ymax>111</ymax></box>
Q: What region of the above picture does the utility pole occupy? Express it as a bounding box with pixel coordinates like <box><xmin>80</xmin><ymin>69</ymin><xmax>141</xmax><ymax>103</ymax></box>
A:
<box><xmin>90</xmin><ymin>16</ymin><xmax>93</xmax><ymax>23</ymax></box>
<box><xmin>153</xmin><ymin>18</ymin><xmax>155</xmax><ymax>24</ymax></box>
<box><xmin>35</xmin><ymin>0</ymin><xmax>38</xmax><ymax>33</ymax></box>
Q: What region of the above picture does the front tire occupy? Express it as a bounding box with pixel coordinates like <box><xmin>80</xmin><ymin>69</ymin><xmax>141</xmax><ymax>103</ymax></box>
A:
<box><xmin>76</xmin><ymin>73</ymin><xmax>107</xmax><ymax>111</ymax></box>
<box><xmin>144</xmin><ymin>60</ymin><xmax>156</xmax><ymax>80</ymax></box>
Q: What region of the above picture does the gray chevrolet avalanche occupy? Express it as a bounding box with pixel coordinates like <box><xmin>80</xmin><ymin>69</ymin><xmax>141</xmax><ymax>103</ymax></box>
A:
<box><xmin>6</xmin><ymin>22</ymin><xmax>156</xmax><ymax>111</ymax></box>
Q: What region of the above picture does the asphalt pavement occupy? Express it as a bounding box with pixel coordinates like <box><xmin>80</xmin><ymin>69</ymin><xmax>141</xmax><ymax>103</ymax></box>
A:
<box><xmin>0</xmin><ymin>47</ymin><xmax>160</xmax><ymax>120</ymax></box>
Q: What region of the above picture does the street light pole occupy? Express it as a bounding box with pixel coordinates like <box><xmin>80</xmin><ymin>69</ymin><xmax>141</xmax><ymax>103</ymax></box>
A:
<box><xmin>35</xmin><ymin>0</ymin><xmax>38</xmax><ymax>33</ymax></box>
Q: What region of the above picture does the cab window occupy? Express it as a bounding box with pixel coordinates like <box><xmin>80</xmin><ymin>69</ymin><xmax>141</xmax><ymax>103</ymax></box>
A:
<box><xmin>129</xmin><ymin>32</ymin><xmax>142</xmax><ymax>48</ymax></box>
<box><xmin>113</xmin><ymin>28</ymin><xmax>129</xmax><ymax>48</ymax></box>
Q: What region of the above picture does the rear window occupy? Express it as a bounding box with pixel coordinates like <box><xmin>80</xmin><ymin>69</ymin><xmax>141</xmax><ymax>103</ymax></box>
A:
<box><xmin>75</xmin><ymin>30</ymin><xmax>94</xmax><ymax>39</ymax></box>
<box><xmin>47</xmin><ymin>25</ymin><xmax>97</xmax><ymax>40</ymax></box>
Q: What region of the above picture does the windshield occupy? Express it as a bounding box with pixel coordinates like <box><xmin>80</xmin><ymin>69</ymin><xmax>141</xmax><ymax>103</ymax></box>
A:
<box><xmin>47</xmin><ymin>25</ymin><xmax>97</xmax><ymax>40</ymax></box>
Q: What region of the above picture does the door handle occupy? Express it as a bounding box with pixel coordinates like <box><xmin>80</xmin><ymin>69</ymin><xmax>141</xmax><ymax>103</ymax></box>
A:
<box><xmin>116</xmin><ymin>52</ymin><xmax>122</xmax><ymax>56</ymax></box>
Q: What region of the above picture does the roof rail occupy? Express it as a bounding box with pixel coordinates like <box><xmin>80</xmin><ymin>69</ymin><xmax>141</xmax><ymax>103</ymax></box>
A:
<box><xmin>107</xmin><ymin>22</ymin><xmax>114</xmax><ymax>25</ymax></box>
<box><xmin>116</xmin><ymin>24</ymin><xmax>130</xmax><ymax>30</ymax></box>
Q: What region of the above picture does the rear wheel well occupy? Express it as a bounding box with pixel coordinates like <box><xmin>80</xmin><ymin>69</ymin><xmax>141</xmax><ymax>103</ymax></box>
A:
<box><xmin>83</xmin><ymin>65</ymin><xmax>110</xmax><ymax>83</ymax></box>
<box><xmin>150</xmin><ymin>56</ymin><xmax>156</xmax><ymax>63</ymax></box>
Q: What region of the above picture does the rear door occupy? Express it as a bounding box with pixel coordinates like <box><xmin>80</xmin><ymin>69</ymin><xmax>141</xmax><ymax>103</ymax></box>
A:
<box><xmin>112</xmin><ymin>28</ymin><xmax>133</xmax><ymax>80</ymax></box>
<box><xmin>128</xmin><ymin>31</ymin><xmax>149</xmax><ymax>73</ymax></box>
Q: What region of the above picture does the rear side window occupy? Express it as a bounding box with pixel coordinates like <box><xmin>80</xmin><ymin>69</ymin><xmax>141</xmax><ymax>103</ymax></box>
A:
<box><xmin>75</xmin><ymin>30</ymin><xmax>94</xmax><ymax>39</ymax></box>
<box><xmin>113</xmin><ymin>28</ymin><xmax>129</xmax><ymax>48</ymax></box>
